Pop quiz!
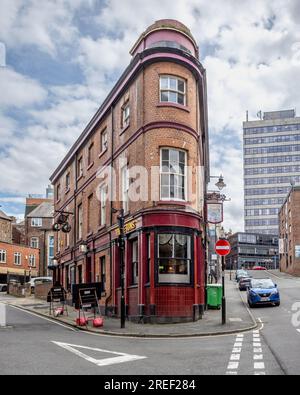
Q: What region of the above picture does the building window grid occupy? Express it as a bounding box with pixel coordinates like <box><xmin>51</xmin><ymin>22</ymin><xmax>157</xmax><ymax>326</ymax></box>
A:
<box><xmin>88</xmin><ymin>143</ymin><xmax>94</xmax><ymax>166</ymax></box>
<box><xmin>245</xmin><ymin>165</ymin><xmax>300</xmax><ymax>175</ymax></box>
<box><xmin>122</xmin><ymin>102</ymin><xmax>130</xmax><ymax>129</ymax></box>
<box><xmin>245</xmin><ymin>144</ymin><xmax>300</xmax><ymax>156</ymax></box>
<box><xmin>245</xmin><ymin>155</ymin><xmax>300</xmax><ymax>165</ymax></box>
<box><xmin>66</xmin><ymin>173</ymin><xmax>70</xmax><ymax>191</ymax></box>
<box><xmin>245</xmin><ymin>175</ymin><xmax>300</xmax><ymax>186</ymax></box>
<box><xmin>245</xmin><ymin>133</ymin><xmax>300</xmax><ymax>145</ymax></box>
<box><xmin>245</xmin><ymin>198</ymin><xmax>285</xmax><ymax>207</ymax></box>
<box><xmin>245</xmin><ymin>187</ymin><xmax>290</xmax><ymax>196</ymax></box>
<box><xmin>160</xmin><ymin>75</ymin><xmax>186</xmax><ymax>106</ymax></box>
<box><xmin>244</xmin><ymin>123</ymin><xmax>300</xmax><ymax>136</ymax></box>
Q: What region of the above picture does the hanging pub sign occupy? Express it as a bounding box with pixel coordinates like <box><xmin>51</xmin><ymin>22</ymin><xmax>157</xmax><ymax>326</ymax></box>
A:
<box><xmin>207</xmin><ymin>203</ymin><xmax>223</xmax><ymax>224</ymax></box>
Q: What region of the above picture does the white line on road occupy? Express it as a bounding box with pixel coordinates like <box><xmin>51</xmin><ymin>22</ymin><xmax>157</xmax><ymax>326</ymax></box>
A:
<box><xmin>52</xmin><ymin>341</ymin><xmax>147</xmax><ymax>367</ymax></box>
<box><xmin>252</xmin><ymin>329</ymin><xmax>266</xmax><ymax>375</ymax></box>
<box><xmin>226</xmin><ymin>334</ymin><xmax>244</xmax><ymax>374</ymax></box>
<box><xmin>9</xmin><ymin>305</ymin><xmax>77</xmax><ymax>332</ymax></box>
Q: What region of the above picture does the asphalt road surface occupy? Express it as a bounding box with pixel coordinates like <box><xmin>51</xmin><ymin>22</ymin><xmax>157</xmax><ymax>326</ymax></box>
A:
<box><xmin>0</xmin><ymin>271</ymin><xmax>299</xmax><ymax>376</ymax></box>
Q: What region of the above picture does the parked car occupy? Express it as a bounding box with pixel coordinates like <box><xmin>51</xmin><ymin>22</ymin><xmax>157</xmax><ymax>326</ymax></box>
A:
<box><xmin>247</xmin><ymin>278</ymin><xmax>280</xmax><ymax>308</ymax></box>
<box><xmin>29</xmin><ymin>277</ymin><xmax>52</xmax><ymax>293</ymax></box>
<box><xmin>236</xmin><ymin>270</ymin><xmax>249</xmax><ymax>282</ymax></box>
<box><xmin>239</xmin><ymin>277</ymin><xmax>252</xmax><ymax>291</ymax></box>
<box><xmin>252</xmin><ymin>266</ymin><xmax>267</xmax><ymax>271</ymax></box>
<box><xmin>0</xmin><ymin>284</ymin><xmax>7</xmax><ymax>292</ymax></box>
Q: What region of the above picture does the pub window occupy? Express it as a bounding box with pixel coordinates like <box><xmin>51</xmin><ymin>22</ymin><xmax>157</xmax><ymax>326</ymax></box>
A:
<box><xmin>132</xmin><ymin>240</ymin><xmax>138</xmax><ymax>285</ymax></box>
<box><xmin>158</xmin><ymin>234</ymin><xmax>191</xmax><ymax>284</ymax></box>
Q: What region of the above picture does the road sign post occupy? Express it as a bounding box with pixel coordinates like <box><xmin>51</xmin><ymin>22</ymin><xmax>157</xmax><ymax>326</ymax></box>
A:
<box><xmin>215</xmin><ymin>239</ymin><xmax>231</xmax><ymax>325</ymax></box>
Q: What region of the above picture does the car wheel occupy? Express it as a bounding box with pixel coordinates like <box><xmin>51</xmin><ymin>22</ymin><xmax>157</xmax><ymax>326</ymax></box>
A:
<box><xmin>275</xmin><ymin>302</ymin><xmax>280</xmax><ymax>307</ymax></box>
<box><xmin>248</xmin><ymin>301</ymin><xmax>254</xmax><ymax>308</ymax></box>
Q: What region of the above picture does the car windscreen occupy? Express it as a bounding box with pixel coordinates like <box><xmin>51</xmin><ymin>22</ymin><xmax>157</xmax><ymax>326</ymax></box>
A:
<box><xmin>251</xmin><ymin>279</ymin><xmax>275</xmax><ymax>289</ymax></box>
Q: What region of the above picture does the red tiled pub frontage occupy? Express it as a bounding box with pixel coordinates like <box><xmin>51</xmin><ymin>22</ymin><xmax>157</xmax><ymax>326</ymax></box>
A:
<box><xmin>50</xmin><ymin>20</ymin><xmax>210</xmax><ymax>323</ymax></box>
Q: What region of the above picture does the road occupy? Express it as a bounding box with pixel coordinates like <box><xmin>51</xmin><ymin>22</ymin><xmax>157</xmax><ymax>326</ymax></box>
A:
<box><xmin>0</xmin><ymin>271</ymin><xmax>299</xmax><ymax>376</ymax></box>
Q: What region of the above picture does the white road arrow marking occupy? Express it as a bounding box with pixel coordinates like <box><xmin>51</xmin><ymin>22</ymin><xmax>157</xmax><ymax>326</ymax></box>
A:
<box><xmin>52</xmin><ymin>341</ymin><xmax>147</xmax><ymax>367</ymax></box>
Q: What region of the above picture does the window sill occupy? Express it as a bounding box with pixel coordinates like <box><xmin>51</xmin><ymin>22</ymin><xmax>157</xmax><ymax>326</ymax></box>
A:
<box><xmin>157</xmin><ymin>103</ymin><xmax>190</xmax><ymax>113</ymax></box>
<box><xmin>77</xmin><ymin>175</ymin><xmax>84</xmax><ymax>183</ymax></box>
<box><xmin>120</xmin><ymin>124</ymin><xmax>130</xmax><ymax>136</ymax></box>
<box><xmin>128</xmin><ymin>285</ymin><xmax>138</xmax><ymax>289</ymax></box>
<box><xmin>98</xmin><ymin>225</ymin><xmax>107</xmax><ymax>232</ymax></box>
<box><xmin>87</xmin><ymin>232</ymin><xmax>93</xmax><ymax>238</ymax></box>
<box><xmin>55</xmin><ymin>199</ymin><xmax>61</xmax><ymax>205</ymax></box>
<box><xmin>65</xmin><ymin>188</ymin><xmax>70</xmax><ymax>195</ymax></box>
<box><xmin>99</xmin><ymin>149</ymin><xmax>108</xmax><ymax>159</ymax></box>
<box><xmin>158</xmin><ymin>200</ymin><xmax>189</xmax><ymax>206</ymax></box>
<box><xmin>87</xmin><ymin>162</ymin><xmax>94</xmax><ymax>171</ymax></box>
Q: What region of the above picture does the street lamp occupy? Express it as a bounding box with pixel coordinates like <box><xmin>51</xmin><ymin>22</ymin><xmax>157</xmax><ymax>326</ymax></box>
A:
<box><xmin>112</xmin><ymin>208</ymin><xmax>126</xmax><ymax>329</ymax></box>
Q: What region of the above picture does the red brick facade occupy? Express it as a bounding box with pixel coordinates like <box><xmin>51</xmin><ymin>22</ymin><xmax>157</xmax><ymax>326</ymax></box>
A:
<box><xmin>0</xmin><ymin>241</ymin><xmax>39</xmax><ymax>282</ymax></box>
<box><xmin>279</xmin><ymin>186</ymin><xmax>300</xmax><ymax>276</ymax></box>
<box><xmin>50</xmin><ymin>20</ymin><xmax>209</xmax><ymax>322</ymax></box>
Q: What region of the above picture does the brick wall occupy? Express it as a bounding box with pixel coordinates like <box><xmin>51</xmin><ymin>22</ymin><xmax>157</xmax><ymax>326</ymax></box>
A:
<box><xmin>0</xmin><ymin>218</ymin><xmax>12</xmax><ymax>243</ymax></box>
<box><xmin>0</xmin><ymin>241</ymin><xmax>39</xmax><ymax>275</ymax></box>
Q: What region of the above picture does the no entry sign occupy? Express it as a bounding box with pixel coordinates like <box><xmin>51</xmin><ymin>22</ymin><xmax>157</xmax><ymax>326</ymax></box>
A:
<box><xmin>215</xmin><ymin>239</ymin><xmax>231</xmax><ymax>257</ymax></box>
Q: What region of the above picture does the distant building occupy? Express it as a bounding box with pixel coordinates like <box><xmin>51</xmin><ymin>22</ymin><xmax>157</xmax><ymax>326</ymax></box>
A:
<box><xmin>226</xmin><ymin>232</ymin><xmax>279</xmax><ymax>270</ymax></box>
<box><xmin>279</xmin><ymin>186</ymin><xmax>300</xmax><ymax>276</ymax></box>
<box><xmin>25</xmin><ymin>200</ymin><xmax>54</xmax><ymax>277</ymax></box>
<box><xmin>244</xmin><ymin>109</ymin><xmax>300</xmax><ymax>235</ymax></box>
<box><xmin>0</xmin><ymin>241</ymin><xmax>39</xmax><ymax>284</ymax></box>
<box><xmin>12</xmin><ymin>220</ymin><xmax>26</xmax><ymax>245</ymax></box>
<box><xmin>0</xmin><ymin>208</ymin><xmax>39</xmax><ymax>283</ymax></box>
<box><xmin>0</xmin><ymin>210</ymin><xmax>13</xmax><ymax>243</ymax></box>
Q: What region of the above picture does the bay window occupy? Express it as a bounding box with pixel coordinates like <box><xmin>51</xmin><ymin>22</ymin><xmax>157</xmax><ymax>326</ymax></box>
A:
<box><xmin>158</xmin><ymin>234</ymin><xmax>191</xmax><ymax>284</ymax></box>
<box><xmin>160</xmin><ymin>75</ymin><xmax>186</xmax><ymax>105</ymax></box>
<box><xmin>160</xmin><ymin>148</ymin><xmax>186</xmax><ymax>201</ymax></box>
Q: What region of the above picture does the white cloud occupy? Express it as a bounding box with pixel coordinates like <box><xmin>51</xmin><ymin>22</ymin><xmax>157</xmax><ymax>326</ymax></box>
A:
<box><xmin>0</xmin><ymin>67</ymin><xmax>47</xmax><ymax>108</ymax></box>
<box><xmin>1</xmin><ymin>0</ymin><xmax>300</xmax><ymax>233</ymax></box>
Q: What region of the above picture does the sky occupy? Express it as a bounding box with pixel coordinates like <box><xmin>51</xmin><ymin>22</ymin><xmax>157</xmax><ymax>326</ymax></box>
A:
<box><xmin>0</xmin><ymin>0</ymin><xmax>300</xmax><ymax>229</ymax></box>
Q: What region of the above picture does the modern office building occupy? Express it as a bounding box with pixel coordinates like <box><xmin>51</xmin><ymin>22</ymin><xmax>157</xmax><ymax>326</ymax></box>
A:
<box><xmin>226</xmin><ymin>232</ymin><xmax>279</xmax><ymax>270</ymax></box>
<box><xmin>244</xmin><ymin>109</ymin><xmax>300</xmax><ymax>235</ymax></box>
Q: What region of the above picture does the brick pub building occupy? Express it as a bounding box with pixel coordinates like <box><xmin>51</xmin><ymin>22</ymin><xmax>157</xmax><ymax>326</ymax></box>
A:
<box><xmin>50</xmin><ymin>20</ymin><xmax>210</xmax><ymax>322</ymax></box>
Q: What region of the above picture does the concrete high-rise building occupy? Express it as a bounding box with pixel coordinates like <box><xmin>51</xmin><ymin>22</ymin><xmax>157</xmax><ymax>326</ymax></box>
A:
<box><xmin>244</xmin><ymin>109</ymin><xmax>300</xmax><ymax>235</ymax></box>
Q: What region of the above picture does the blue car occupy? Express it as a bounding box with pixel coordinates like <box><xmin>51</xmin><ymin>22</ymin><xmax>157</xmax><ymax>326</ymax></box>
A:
<box><xmin>247</xmin><ymin>278</ymin><xmax>280</xmax><ymax>308</ymax></box>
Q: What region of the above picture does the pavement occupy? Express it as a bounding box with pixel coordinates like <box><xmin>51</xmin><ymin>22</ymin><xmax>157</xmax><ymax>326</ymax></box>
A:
<box><xmin>1</xmin><ymin>270</ymin><xmax>300</xmax><ymax>375</ymax></box>
<box><xmin>1</xmin><ymin>274</ymin><xmax>256</xmax><ymax>338</ymax></box>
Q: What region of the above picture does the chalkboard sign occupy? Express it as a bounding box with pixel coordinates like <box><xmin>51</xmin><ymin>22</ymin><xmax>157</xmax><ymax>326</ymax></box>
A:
<box><xmin>72</xmin><ymin>283</ymin><xmax>103</xmax><ymax>309</ymax></box>
<box><xmin>47</xmin><ymin>287</ymin><xmax>66</xmax><ymax>303</ymax></box>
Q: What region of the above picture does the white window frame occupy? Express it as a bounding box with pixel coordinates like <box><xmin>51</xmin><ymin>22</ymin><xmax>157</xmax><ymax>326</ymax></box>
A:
<box><xmin>160</xmin><ymin>75</ymin><xmax>186</xmax><ymax>106</ymax></box>
<box><xmin>31</xmin><ymin>218</ymin><xmax>42</xmax><ymax>227</ymax></box>
<box><xmin>66</xmin><ymin>172</ymin><xmax>70</xmax><ymax>191</ymax></box>
<box><xmin>100</xmin><ymin>185</ymin><xmax>107</xmax><ymax>226</ymax></box>
<box><xmin>0</xmin><ymin>249</ymin><xmax>6</xmax><ymax>264</ymax></box>
<box><xmin>122</xmin><ymin>102</ymin><xmax>130</xmax><ymax>128</ymax></box>
<box><xmin>29</xmin><ymin>255</ymin><xmax>36</xmax><ymax>268</ymax></box>
<box><xmin>14</xmin><ymin>252</ymin><xmax>22</xmax><ymax>266</ymax></box>
<box><xmin>160</xmin><ymin>148</ymin><xmax>187</xmax><ymax>202</ymax></box>
<box><xmin>31</xmin><ymin>237</ymin><xmax>39</xmax><ymax>249</ymax></box>
<box><xmin>78</xmin><ymin>204</ymin><xmax>83</xmax><ymax>240</ymax></box>
<box><xmin>122</xmin><ymin>166</ymin><xmax>130</xmax><ymax>213</ymax></box>
<box><xmin>78</xmin><ymin>157</ymin><xmax>83</xmax><ymax>178</ymax></box>
<box><xmin>101</xmin><ymin>129</ymin><xmax>108</xmax><ymax>153</ymax></box>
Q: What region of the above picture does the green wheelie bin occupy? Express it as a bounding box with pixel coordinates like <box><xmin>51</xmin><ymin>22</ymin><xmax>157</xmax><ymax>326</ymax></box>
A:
<box><xmin>207</xmin><ymin>284</ymin><xmax>223</xmax><ymax>309</ymax></box>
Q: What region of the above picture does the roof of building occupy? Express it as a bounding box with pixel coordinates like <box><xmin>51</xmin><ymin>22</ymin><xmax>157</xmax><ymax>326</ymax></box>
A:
<box><xmin>27</xmin><ymin>202</ymin><xmax>54</xmax><ymax>218</ymax></box>
<box><xmin>0</xmin><ymin>210</ymin><xmax>12</xmax><ymax>222</ymax></box>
